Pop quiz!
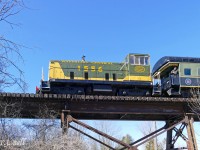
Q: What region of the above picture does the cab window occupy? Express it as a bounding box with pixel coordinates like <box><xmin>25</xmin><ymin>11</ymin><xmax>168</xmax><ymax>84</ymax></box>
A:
<box><xmin>135</xmin><ymin>56</ymin><xmax>140</xmax><ymax>64</ymax></box>
<box><xmin>130</xmin><ymin>55</ymin><xmax>149</xmax><ymax>65</ymax></box>
<box><xmin>129</xmin><ymin>55</ymin><xmax>134</xmax><ymax>64</ymax></box>
<box><xmin>145</xmin><ymin>57</ymin><xmax>149</xmax><ymax>65</ymax></box>
<box><xmin>140</xmin><ymin>56</ymin><xmax>145</xmax><ymax>65</ymax></box>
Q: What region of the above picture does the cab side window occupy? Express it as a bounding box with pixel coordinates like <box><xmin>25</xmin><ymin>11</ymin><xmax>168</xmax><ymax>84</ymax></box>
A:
<box><xmin>113</xmin><ymin>73</ymin><xmax>117</xmax><ymax>81</ymax></box>
<box><xmin>184</xmin><ymin>68</ymin><xmax>191</xmax><ymax>75</ymax></box>
<box><xmin>84</xmin><ymin>72</ymin><xmax>88</xmax><ymax>80</ymax></box>
<box><xmin>105</xmin><ymin>73</ymin><xmax>109</xmax><ymax>80</ymax></box>
<box><xmin>140</xmin><ymin>57</ymin><xmax>145</xmax><ymax>65</ymax></box>
<box><xmin>70</xmin><ymin>72</ymin><xmax>74</xmax><ymax>79</ymax></box>
<box><xmin>145</xmin><ymin>57</ymin><xmax>149</xmax><ymax>65</ymax></box>
<box><xmin>135</xmin><ymin>56</ymin><xmax>140</xmax><ymax>65</ymax></box>
<box><xmin>129</xmin><ymin>56</ymin><xmax>134</xmax><ymax>64</ymax></box>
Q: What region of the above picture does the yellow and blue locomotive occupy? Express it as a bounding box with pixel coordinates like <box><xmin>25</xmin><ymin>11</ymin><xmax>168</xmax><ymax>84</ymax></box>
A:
<box><xmin>38</xmin><ymin>53</ymin><xmax>152</xmax><ymax>96</ymax></box>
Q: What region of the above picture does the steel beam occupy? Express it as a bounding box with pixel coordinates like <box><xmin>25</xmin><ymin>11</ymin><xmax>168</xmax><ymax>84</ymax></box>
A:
<box><xmin>166</xmin><ymin>122</ymin><xmax>174</xmax><ymax>150</ymax></box>
<box><xmin>173</xmin><ymin>126</ymin><xmax>188</xmax><ymax>142</ymax></box>
<box><xmin>186</xmin><ymin>116</ymin><xmax>198</xmax><ymax>150</ymax></box>
<box><xmin>172</xmin><ymin>123</ymin><xmax>186</xmax><ymax>145</ymax></box>
<box><xmin>61</xmin><ymin>110</ymin><xmax>71</xmax><ymax>134</ymax></box>
<box><xmin>69</xmin><ymin>124</ymin><xmax>116</xmax><ymax>150</ymax></box>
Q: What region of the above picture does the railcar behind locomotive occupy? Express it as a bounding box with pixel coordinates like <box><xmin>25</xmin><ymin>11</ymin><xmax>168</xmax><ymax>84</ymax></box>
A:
<box><xmin>152</xmin><ymin>56</ymin><xmax>200</xmax><ymax>97</ymax></box>
<box><xmin>37</xmin><ymin>53</ymin><xmax>152</xmax><ymax>96</ymax></box>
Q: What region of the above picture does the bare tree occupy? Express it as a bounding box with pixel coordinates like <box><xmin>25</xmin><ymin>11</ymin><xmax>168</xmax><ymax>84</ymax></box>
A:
<box><xmin>139</xmin><ymin>121</ymin><xmax>166</xmax><ymax>150</ymax></box>
<box><xmin>0</xmin><ymin>0</ymin><xmax>26</xmax><ymax>144</ymax></box>
<box><xmin>0</xmin><ymin>0</ymin><xmax>26</xmax><ymax>92</ymax></box>
<box><xmin>116</xmin><ymin>134</ymin><xmax>134</xmax><ymax>150</ymax></box>
<box><xmin>23</xmin><ymin>105</ymin><xmax>59</xmax><ymax>143</ymax></box>
<box><xmin>0</xmin><ymin>99</ymin><xmax>24</xmax><ymax>150</ymax></box>
<box><xmin>22</xmin><ymin>132</ymin><xmax>89</xmax><ymax>150</ymax></box>
<box><xmin>22</xmin><ymin>105</ymin><xmax>90</xmax><ymax>150</ymax></box>
<box><xmin>139</xmin><ymin>121</ymin><xmax>155</xmax><ymax>150</ymax></box>
<box><xmin>89</xmin><ymin>121</ymin><xmax>121</xmax><ymax>150</ymax></box>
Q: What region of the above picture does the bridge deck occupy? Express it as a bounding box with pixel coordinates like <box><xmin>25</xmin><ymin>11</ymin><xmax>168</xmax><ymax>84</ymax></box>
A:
<box><xmin>0</xmin><ymin>93</ymin><xmax>198</xmax><ymax>121</ymax></box>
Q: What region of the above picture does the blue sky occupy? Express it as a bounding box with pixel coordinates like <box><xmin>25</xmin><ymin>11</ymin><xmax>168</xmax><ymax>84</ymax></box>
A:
<box><xmin>4</xmin><ymin>0</ymin><xmax>200</xmax><ymax>93</ymax></box>
<box><xmin>3</xmin><ymin>0</ymin><xmax>200</xmax><ymax>92</ymax></box>
<box><xmin>2</xmin><ymin>0</ymin><xmax>200</xmax><ymax>148</ymax></box>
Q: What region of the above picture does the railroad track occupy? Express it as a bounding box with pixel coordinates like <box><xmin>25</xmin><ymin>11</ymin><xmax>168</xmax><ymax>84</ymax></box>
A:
<box><xmin>0</xmin><ymin>92</ymin><xmax>197</xmax><ymax>102</ymax></box>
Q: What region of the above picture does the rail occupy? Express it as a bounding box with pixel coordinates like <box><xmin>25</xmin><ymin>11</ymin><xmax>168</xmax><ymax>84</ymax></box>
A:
<box><xmin>0</xmin><ymin>92</ymin><xmax>196</xmax><ymax>102</ymax></box>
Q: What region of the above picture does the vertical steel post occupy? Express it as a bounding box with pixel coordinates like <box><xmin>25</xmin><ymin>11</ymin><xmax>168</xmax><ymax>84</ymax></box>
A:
<box><xmin>166</xmin><ymin>129</ymin><xmax>173</xmax><ymax>150</ymax></box>
<box><xmin>166</xmin><ymin>120</ymin><xmax>174</xmax><ymax>150</ymax></box>
<box><xmin>61</xmin><ymin>111</ymin><xmax>66</xmax><ymax>134</ymax></box>
<box><xmin>61</xmin><ymin>110</ymin><xmax>70</xmax><ymax>134</ymax></box>
<box><xmin>154</xmin><ymin>121</ymin><xmax>158</xmax><ymax>150</ymax></box>
<box><xmin>186</xmin><ymin>116</ymin><xmax>198</xmax><ymax>150</ymax></box>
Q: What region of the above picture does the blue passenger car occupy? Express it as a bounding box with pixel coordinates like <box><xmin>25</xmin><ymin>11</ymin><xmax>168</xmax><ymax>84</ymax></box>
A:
<box><xmin>152</xmin><ymin>56</ymin><xmax>200</xmax><ymax>97</ymax></box>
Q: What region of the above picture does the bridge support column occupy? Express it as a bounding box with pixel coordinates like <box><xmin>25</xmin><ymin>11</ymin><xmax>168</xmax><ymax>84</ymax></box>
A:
<box><xmin>186</xmin><ymin>116</ymin><xmax>198</xmax><ymax>150</ymax></box>
<box><xmin>165</xmin><ymin>116</ymin><xmax>198</xmax><ymax>150</ymax></box>
<box><xmin>166</xmin><ymin>126</ymin><xmax>173</xmax><ymax>150</ymax></box>
<box><xmin>61</xmin><ymin>110</ymin><xmax>71</xmax><ymax>134</ymax></box>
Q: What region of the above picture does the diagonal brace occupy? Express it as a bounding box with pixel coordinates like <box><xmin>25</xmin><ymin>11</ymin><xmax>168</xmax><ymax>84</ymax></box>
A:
<box><xmin>68</xmin><ymin>115</ymin><xmax>137</xmax><ymax>150</ymax></box>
